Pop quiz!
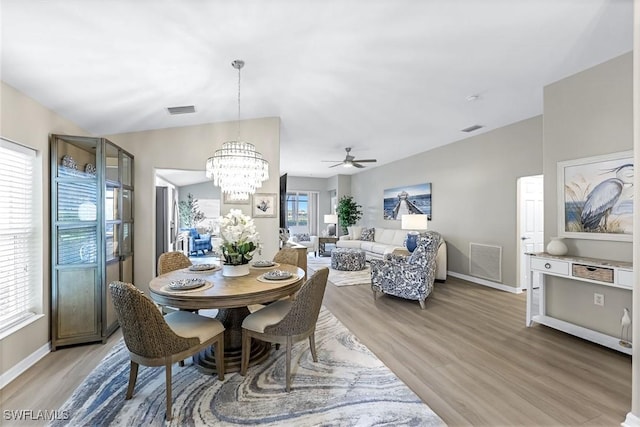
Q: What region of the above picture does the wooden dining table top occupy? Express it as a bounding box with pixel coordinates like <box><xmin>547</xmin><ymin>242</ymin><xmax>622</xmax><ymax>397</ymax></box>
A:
<box><xmin>149</xmin><ymin>263</ymin><xmax>305</xmax><ymax>310</ymax></box>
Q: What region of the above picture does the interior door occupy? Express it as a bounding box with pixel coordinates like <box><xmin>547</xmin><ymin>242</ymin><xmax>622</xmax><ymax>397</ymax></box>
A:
<box><xmin>156</xmin><ymin>186</ymin><xmax>168</xmax><ymax>270</ymax></box>
<box><xmin>518</xmin><ymin>175</ymin><xmax>544</xmax><ymax>290</ymax></box>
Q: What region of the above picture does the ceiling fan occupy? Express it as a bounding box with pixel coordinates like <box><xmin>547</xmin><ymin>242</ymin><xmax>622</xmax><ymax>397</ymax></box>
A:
<box><xmin>322</xmin><ymin>147</ymin><xmax>377</xmax><ymax>169</ymax></box>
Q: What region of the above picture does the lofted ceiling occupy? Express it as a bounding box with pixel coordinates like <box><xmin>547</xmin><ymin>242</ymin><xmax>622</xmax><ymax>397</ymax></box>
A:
<box><xmin>1</xmin><ymin>0</ymin><xmax>633</xmax><ymax>182</ymax></box>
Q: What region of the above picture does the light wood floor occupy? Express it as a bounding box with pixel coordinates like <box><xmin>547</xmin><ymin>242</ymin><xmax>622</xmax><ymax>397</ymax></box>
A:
<box><xmin>1</xmin><ymin>275</ymin><xmax>631</xmax><ymax>426</ymax></box>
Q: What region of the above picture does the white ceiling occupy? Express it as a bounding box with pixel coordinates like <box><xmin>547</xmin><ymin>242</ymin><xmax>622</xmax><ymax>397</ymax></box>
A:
<box><xmin>1</xmin><ymin>0</ymin><xmax>633</xmax><ymax>182</ymax></box>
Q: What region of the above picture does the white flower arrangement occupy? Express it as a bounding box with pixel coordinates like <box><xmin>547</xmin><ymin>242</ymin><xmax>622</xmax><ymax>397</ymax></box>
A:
<box><xmin>218</xmin><ymin>209</ymin><xmax>261</xmax><ymax>265</ymax></box>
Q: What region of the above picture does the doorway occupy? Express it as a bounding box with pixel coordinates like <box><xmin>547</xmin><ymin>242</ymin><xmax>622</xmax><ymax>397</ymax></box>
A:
<box><xmin>517</xmin><ymin>175</ymin><xmax>544</xmax><ymax>291</ymax></box>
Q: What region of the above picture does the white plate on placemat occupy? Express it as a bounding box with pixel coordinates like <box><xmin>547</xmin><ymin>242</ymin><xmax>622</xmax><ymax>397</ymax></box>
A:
<box><xmin>169</xmin><ymin>278</ymin><xmax>206</xmax><ymax>290</ymax></box>
<box><xmin>251</xmin><ymin>260</ymin><xmax>277</xmax><ymax>268</ymax></box>
<box><xmin>262</xmin><ymin>270</ymin><xmax>293</xmax><ymax>281</ymax></box>
<box><xmin>188</xmin><ymin>263</ymin><xmax>219</xmax><ymax>272</ymax></box>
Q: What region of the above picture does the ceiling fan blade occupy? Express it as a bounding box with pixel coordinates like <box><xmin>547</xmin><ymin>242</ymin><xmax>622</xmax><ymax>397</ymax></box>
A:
<box><xmin>352</xmin><ymin>162</ymin><xmax>365</xmax><ymax>168</ymax></box>
<box><xmin>352</xmin><ymin>159</ymin><xmax>377</xmax><ymax>163</ymax></box>
<box><xmin>321</xmin><ymin>160</ymin><xmax>345</xmax><ymax>162</ymax></box>
<box><xmin>328</xmin><ymin>162</ymin><xmax>344</xmax><ymax>168</ymax></box>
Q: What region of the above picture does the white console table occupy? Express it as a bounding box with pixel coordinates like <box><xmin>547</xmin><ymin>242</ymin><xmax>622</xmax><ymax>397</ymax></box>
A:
<box><xmin>526</xmin><ymin>252</ymin><xmax>633</xmax><ymax>355</ymax></box>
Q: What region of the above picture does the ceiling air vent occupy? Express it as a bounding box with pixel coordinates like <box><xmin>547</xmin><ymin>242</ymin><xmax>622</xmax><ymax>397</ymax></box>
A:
<box><xmin>461</xmin><ymin>124</ymin><xmax>483</xmax><ymax>133</ymax></box>
<box><xmin>167</xmin><ymin>105</ymin><xmax>196</xmax><ymax>115</ymax></box>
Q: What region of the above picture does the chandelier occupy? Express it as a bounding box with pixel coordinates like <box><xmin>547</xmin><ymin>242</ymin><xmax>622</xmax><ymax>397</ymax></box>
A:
<box><xmin>206</xmin><ymin>60</ymin><xmax>269</xmax><ymax>201</ymax></box>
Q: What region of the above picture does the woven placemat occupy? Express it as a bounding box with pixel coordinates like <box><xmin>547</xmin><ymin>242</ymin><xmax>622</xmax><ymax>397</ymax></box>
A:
<box><xmin>256</xmin><ymin>274</ymin><xmax>301</xmax><ymax>284</ymax></box>
<box><xmin>250</xmin><ymin>262</ymin><xmax>280</xmax><ymax>269</ymax></box>
<box><xmin>159</xmin><ymin>281</ymin><xmax>214</xmax><ymax>294</ymax></box>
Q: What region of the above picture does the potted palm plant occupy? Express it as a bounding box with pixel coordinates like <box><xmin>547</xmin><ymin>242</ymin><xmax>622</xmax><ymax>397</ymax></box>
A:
<box><xmin>337</xmin><ymin>195</ymin><xmax>363</xmax><ymax>234</ymax></box>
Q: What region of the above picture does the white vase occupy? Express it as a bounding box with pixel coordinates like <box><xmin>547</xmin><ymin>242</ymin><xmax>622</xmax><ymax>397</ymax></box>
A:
<box><xmin>546</xmin><ymin>237</ymin><xmax>568</xmax><ymax>256</ymax></box>
<box><xmin>222</xmin><ymin>263</ymin><xmax>250</xmax><ymax>277</ymax></box>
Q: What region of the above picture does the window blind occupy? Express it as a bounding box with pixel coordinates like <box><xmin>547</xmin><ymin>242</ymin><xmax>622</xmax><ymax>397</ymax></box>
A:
<box><xmin>0</xmin><ymin>138</ymin><xmax>38</xmax><ymax>333</ymax></box>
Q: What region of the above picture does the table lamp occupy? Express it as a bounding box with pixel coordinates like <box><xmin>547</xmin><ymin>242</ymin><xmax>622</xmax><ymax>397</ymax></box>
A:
<box><xmin>401</xmin><ymin>214</ymin><xmax>428</xmax><ymax>252</ymax></box>
<box><xmin>324</xmin><ymin>214</ymin><xmax>338</xmax><ymax>236</ymax></box>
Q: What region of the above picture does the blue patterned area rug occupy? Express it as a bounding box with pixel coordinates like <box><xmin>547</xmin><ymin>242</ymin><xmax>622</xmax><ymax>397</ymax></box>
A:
<box><xmin>51</xmin><ymin>308</ymin><xmax>445</xmax><ymax>426</ymax></box>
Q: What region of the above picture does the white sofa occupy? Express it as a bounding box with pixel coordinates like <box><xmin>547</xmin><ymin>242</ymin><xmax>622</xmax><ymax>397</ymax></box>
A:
<box><xmin>337</xmin><ymin>226</ymin><xmax>447</xmax><ymax>281</ymax></box>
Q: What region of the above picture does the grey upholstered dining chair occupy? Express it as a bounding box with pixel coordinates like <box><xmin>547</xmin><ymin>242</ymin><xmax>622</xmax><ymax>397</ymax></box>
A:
<box><xmin>239</xmin><ymin>267</ymin><xmax>329</xmax><ymax>391</ymax></box>
<box><xmin>157</xmin><ymin>251</ymin><xmax>192</xmax><ymax>275</ymax></box>
<box><xmin>109</xmin><ymin>281</ymin><xmax>225</xmax><ymax>421</ymax></box>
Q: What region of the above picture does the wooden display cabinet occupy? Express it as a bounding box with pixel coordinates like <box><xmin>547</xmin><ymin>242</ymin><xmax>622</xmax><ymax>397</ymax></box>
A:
<box><xmin>50</xmin><ymin>134</ymin><xmax>134</xmax><ymax>350</ymax></box>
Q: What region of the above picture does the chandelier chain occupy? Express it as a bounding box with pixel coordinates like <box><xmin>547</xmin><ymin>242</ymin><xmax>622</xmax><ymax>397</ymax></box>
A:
<box><xmin>206</xmin><ymin>59</ymin><xmax>269</xmax><ymax>201</ymax></box>
<box><xmin>237</xmin><ymin>62</ymin><xmax>241</xmax><ymax>138</ymax></box>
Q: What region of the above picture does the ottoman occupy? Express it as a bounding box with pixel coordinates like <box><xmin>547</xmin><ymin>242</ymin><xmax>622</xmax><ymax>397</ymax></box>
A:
<box><xmin>331</xmin><ymin>248</ymin><xmax>366</xmax><ymax>271</ymax></box>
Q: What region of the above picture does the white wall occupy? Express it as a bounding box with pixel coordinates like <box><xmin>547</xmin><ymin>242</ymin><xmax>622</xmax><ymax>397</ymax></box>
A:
<box><xmin>0</xmin><ymin>82</ymin><xmax>89</xmax><ymax>378</ymax></box>
<box><xmin>108</xmin><ymin>117</ymin><xmax>281</xmax><ymax>295</ymax></box>
<box><xmin>543</xmin><ymin>52</ymin><xmax>633</xmax><ymax>336</ymax></box>
<box><xmin>350</xmin><ymin>116</ymin><xmax>543</xmax><ymax>288</ymax></box>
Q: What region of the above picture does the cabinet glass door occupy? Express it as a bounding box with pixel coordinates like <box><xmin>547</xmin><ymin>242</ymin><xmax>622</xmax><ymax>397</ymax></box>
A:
<box><xmin>51</xmin><ymin>135</ymin><xmax>102</xmax><ymax>348</ymax></box>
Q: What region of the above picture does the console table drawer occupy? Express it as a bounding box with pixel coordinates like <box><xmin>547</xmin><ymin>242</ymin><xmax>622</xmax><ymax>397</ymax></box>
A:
<box><xmin>572</xmin><ymin>264</ymin><xmax>614</xmax><ymax>283</ymax></box>
<box><xmin>531</xmin><ymin>258</ymin><xmax>569</xmax><ymax>275</ymax></box>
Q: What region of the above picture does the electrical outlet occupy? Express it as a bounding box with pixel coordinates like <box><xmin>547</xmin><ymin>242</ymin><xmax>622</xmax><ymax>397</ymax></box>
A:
<box><xmin>594</xmin><ymin>293</ymin><xmax>605</xmax><ymax>306</ymax></box>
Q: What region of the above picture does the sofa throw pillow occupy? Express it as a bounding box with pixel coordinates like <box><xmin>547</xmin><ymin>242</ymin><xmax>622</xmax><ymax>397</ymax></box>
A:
<box><xmin>360</xmin><ymin>227</ymin><xmax>375</xmax><ymax>242</ymax></box>
<box><xmin>347</xmin><ymin>226</ymin><xmax>363</xmax><ymax>240</ymax></box>
<box><xmin>294</xmin><ymin>233</ymin><xmax>311</xmax><ymax>242</ymax></box>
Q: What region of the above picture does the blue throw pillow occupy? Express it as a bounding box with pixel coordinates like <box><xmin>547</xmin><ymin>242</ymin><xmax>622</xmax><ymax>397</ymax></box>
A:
<box><xmin>295</xmin><ymin>233</ymin><xmax>311</xmax><ymax>242</ymax></box>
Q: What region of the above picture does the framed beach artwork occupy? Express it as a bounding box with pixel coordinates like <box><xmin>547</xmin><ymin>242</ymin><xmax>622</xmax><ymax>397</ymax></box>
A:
<box><xmin>558</xmin><ymin>150</ymin><xmax>633</xmax><ymax>241</ymax></box>
<box><xmin>252</xmin><ymin>193</ymin><xmax>277</xmax><ymax>218</ymax></box>
<box><xmin>383</xmin><ymin>183</ymin><xmax>432</xmax><ymax>221</ymax></box>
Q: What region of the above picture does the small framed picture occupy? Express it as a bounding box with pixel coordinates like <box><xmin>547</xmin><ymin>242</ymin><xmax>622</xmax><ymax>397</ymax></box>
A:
<box><xmin>223</xmin><ymin>193</ymin><xmax>250</xmax><ymax>205</ymax></box>
<box><xmin>252</xmin><ymin>193</ymin><xmax>277</xmax><ymax>218</ymax></box>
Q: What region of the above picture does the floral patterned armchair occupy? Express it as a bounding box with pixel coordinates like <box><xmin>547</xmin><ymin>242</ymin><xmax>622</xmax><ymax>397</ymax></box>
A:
<box><xmin>370</xmin><ymin>232</ymin><xmax>440</xmax><ymax>309</ymax></box>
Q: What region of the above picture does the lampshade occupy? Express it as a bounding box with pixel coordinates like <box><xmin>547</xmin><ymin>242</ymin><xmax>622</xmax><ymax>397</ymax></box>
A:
<box><xmin>206</xmin><ymin>59</ymin><xmax>269</xmax><ymax>201</ymax></box>
<box><xmin>401</xmin><ymin>214</ymin><xmax>428</xmax><ymax>231</ymax></box>
<box><xmin>324</xmin><ymin>214</ymin><xmax>338</xmax><ymax>224</ymax></box>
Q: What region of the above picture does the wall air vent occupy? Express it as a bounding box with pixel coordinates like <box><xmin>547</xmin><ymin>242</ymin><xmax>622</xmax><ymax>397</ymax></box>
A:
<box><xmin>469</xmin><ymin>243</ymin><xmax>502</xmax><ymax>283</ymax></box>
<box><xmin>461</xmin><ymin>124</ymin><xmax>483</xmax><ymax>133</ymax></box>
<box><xmin>167</xmin><ymin>105</ymin><xmax>196</xmax><ymax>115</ymax></box>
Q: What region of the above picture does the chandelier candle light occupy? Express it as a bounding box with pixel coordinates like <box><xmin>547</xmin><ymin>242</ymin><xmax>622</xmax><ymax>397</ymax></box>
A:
<box><xmin>206</xmin><ymin>60</ymin><xmax>269</xmax><ymax>201</ymax></box>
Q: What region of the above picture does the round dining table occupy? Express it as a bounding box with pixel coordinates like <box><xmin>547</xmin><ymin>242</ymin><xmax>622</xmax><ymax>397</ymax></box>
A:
<box><xmin>149</xmin><ymin>262</ymin><xmax>305</xmax><ymax>373</ymax></box>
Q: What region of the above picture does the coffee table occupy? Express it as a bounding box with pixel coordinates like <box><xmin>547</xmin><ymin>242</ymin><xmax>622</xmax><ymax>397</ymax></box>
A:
<box><xmin>331</xmin><ymin>247</ymin><xmax>366</xmax><ymax>271</ymax></box>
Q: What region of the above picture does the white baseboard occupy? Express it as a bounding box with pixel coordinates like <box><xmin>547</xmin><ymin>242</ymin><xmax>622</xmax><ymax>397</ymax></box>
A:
<box><xmin>0</xmin><ymin>341</ymin><xmax>51</xmax><ymax>389</ymax></box>
<box><xmin>447</xmin><ymin>271</ymin><xmax>522</xmax><ymax>294</ymax></box>
<box><xmin>622</xmin><ymin>412</ymin><xmax>640</xmax><ymax>427</ymax></box>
